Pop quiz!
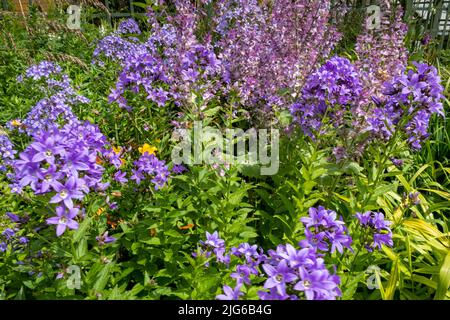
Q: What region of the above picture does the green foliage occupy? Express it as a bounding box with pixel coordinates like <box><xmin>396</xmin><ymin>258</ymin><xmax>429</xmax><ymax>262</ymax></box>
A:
<box><xmin>0</xmin><ymin>6</ymin><xmax>449</xmax><ymax>301</ymax></box>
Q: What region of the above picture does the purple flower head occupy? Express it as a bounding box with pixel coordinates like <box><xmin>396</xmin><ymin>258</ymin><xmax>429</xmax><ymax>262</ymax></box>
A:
<box><xmin>216</xmin><ymin>284</ymin><xmax>244</xmax><ymax>300</ymax></box>
<box><xmin>6</xmin><ymin>212</ymin><xmax>20</xmax><ymax>223</ymax></box>
<box><xmin>355</xmin><ymin>211</ymin><xmax>393</xmax><ymax>252</ymax></box>
<box><xmin>172</xmin><ymin>164</ymin><xmax>187</xmax><ymax>174</ymax></box>
<box><xmin>366</xmin><ymin>62</ymin><xmax>444</xmax><ymax>150</ymax></box>
<box><xmin>290</xmin><ymin>56</ymin><xmax>362</xmax><ymax>137</ymax></box>
<box><xmin>116</xmin><ymin>18</ymin><xmax>141</xmax><ymax>35</ymax></box>
<box><xmin>262</xmin><ymin>260</ymin><xmax>298</xmax><ymax>296</ymax></box>
<box><xmin>96</xmin><ymin>231</ymin><xmax>116</xmax><ymax>246</ymax></box>
<box><xmin>300</xmin><ymin>206</ymin><xmax>352</xmax><ymax>254</ymax></box>
<box><xmin>49</xmin><ymin>176</ymin><xmax>84</xmax><ymax>209</ymax></box>
<box><xmin>409</xmin><ymin>192</ymin><xmax>420</xmax><ymax>205</ymax></box>
<box><xmin>132</xmin><ymin>153</ymin><xmax>170</xmax><ymax>190</ymax></box>
<box><xmin>2</xmin><ymin>228</ymin><xmax>15</xmax><ymax>240</ymax></box>
<box><xmin>195</xmin><ymin>231</ymin><xmax>230</xmax><ymax>265</ymax></box>
<box><xmin>114</xmin><ymin>170</ymin><xmax>128</xmax><ymax>185</ymax></box>
<box><xmin>0</xmin><ymin>134</ymin><xmax>17</xmax><ymax>170</ymax></box>
<box><xmin>293</xmin><ymin>267</ymin><xmax>341</xmax><ymax>300</ymax></box>
<box><xmin>46</xmin><ymin>206</ymin><xmax>79</xmax><ymax>236</ymax></box>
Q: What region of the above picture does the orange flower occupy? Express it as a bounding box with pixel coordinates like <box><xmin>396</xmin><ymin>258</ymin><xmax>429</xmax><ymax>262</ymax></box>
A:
<box><xmin>96</xmin><ymin>207</ymin><xmax>105</xmax><ymax>216</ymax></box>
<box><xmin>179</xmin><ymin>223</ymin><xmax>195</xmax><ymax>230</ymax></box>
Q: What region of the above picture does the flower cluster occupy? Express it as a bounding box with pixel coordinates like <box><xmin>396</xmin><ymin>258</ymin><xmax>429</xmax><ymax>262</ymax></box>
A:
<box><xmin>300</xmin><ymin>206</ymin><xmax>353</xmax><ymax>254</ymax></box>
<box><xmin>365</xmin><ymin>62</ymin><xmax>444</xmax><ymax>149</ymax></box>
<box><xmin>12</xmin><ymin>61</ymin><xmax>89</xmax><ymax>135</ymax></box>
<box><xmin>355</xmin><ymin>211</ymin><xmax>393</xmax><ymax>252</ymax></box>
<box><xmin>95</xmin><ymin>8</ymin><xmax>224</xmax><ymax>110</ymax></box>
<box><xmin>215</xmin><ymin>0</ymin><xmax>343</xmax><ymax>111</ymax></box>
<box><xmin>0</xmin><ymin>134</ymin><xmax>16</xmax><ymax>172</ymax></box>
<box><xmin>131</xmin><ymin>152</ymin><xmax>170</xmax><ymax>190</ymax></box>
<box><xmin>0</xmin><ymin>212</ymin><xmax>29</xmax><ymax>253</ymax></box>
<box><xmin>10</xmin><ymin>122</ymin><xmax>109</xmax><ymax>198</ymax></box>
<box><xmin>193</xmin><ymin>231</ymin><xmax>230</xmax><ymax>266</ymax></box>
<box><xmin>194</xmin><ymin>230</ymin><xmax>342</xmax><ymax>300</ymax></box>
<box><xmin>290</xmin><ymin>56</ymin><xmax>362</xmax><ymax>137</ymax></box>
<box><xmin>355</xmin><ymin>1</ymin><xmax>408</xmax><ymax>102</ymax></box>
<box><xmin>258</xmin><ymin>244</ymin><xmax>341</xmax><ymax>300</ymax></box>
<box><xmin>19</xmin><ymin>60</ymin><xmax>62</xmax><ymax>81</ymax></box>
<box><xmin>116</xmin><ymin>18</ymin><xmax>141</xmax><ymax>35</ymax></box>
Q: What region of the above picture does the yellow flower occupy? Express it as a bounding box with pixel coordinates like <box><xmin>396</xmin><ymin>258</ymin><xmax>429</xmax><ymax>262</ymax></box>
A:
<box><xmin>138</xmin><ymin>143</ymin><xmax>157</xmax><ymax>155</ymax></box>
<box><xmin>112</xmin><ymin>146</ymin><xmax>122</xmax><ymax>155</ymax></box>
<box><xmin>11</xmin><ymin>119</ymin><xmax>22</xmax><ymax>127</ymax></box>
<box><xmin>96</xmin><ymin>207</ymin><xmax>105</xmax><ymax>216</ymax></box>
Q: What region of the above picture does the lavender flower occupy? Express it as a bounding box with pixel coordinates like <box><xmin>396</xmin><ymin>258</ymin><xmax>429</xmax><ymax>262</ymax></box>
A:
<box><xmin>216</xmin><ymin>284</ymin><xmax>244</xmax><ymax>300</ymax></box>
<box><xmin>46</xmin><ymin>206</ymin><xmax>79</xmax><ymax>236</ymax></box>
<box><xmin>116</xmin><ymin>18</ymin><xmax>141</xmax><ymax>35</ymax></box>
<box><xmin>262</xmin><ymin>260</ymin><xmax>298</xmax><ymax>296</ymax></box>
<box><xmin>300</xmin><ymin>206</ymin><xmax>352</xmax><ymax>254</ymax></box>
<box><xmin>0</xmin><ymin>134</ymin><xmax>16</xmax><ymax>171</ymax></box>
<box><xmin>355</xmin><ymin>211</ymin><xmax>393</xmax><ymax>252</ymax></box>
<box><xmin>290</xmin><ymin>56</ymin><xmax>362</xmax><ymax>138</ymax></box>
<box><xmin>131</xmin><ymin>153</ymin><xmax>170</xmax><ymax>190</ymax></box>
<box><xmin>194</xmin><ymin>231</ymin><xmax>230</xmax><ymax>265</ymax></box>
<box><xmin>172</xmin><ymin>164</ymin><xmax>187</xmax><ymax>174</ymax></box>
<box><xmin>96</xmin><ymin>231</ymin><xmax>116</xmax><ymax>246</ymax></box>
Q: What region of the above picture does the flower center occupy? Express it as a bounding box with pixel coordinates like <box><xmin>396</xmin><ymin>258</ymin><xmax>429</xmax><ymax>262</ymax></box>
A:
<box><xmin>45</xmin><ymin>150</ymin><xmax>53</xmax><ymax>157</ymax></box>
<box><xmin>59</xmin><ymin>190</ymin><xmax>68</xmax><ymax>199</ymax></box>
<box><xmin>275</xmin><ymin>274</ymin><xmax>283</xmax><ymax>282</ymax></box>
<box><xmin>45</xmin><ymin>174</ymin><xmax>52</xmax><ymax>182</ymax></box>
<box><xmin>59</xmin><ymin>217</ymin><xmax>67</xmax><ymax>224</ymax></box>
<box><xmin>303</xmin><ymin>280</ymin><xmax>311</xmax><ymax>289</ymax></box>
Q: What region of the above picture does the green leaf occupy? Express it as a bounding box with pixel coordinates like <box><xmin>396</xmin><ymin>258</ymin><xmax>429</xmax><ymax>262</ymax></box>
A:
<box><xmin>384</xmin><ymin>258</ymin><xmax>399</xmax><ymax>300</ymax></box>
<box><xmin>73</xmin><ymin>216</ymin><xmax>91</xmax><ymax>243</ymax></box>
<box><xmin>94</xmin><ymin>262</ymin><xmax>115</xmax><ymax>292</ymax></box>
<box><xmin>435</xmin><ymin>250</ymin><xmax>450</xmax><ymax>300</ymax></box>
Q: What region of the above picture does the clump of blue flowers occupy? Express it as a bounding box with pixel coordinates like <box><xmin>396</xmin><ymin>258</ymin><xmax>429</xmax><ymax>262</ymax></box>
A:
<box><xmin>355</xmin><ymin>211</ymin><xmax>393</xmax><ymax>252</ymax></box>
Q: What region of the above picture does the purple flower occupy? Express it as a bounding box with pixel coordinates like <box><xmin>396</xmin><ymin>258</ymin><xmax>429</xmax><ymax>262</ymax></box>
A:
<box><xmin>6</xmin><ymin>212</ymin><xmax>20</xmax><ymax>223</ymax></box>
<box><xmin>262</xmin><ymin>260</ymin><xmax>298</xmax><ymax>296</ymax></box>
<box><xmin>19</xmin><ymin>237</ymin><xmax>29</xmax><ymax>244</ymax></box>
<box><xmin>409</xmin><ymin>192</ymin><xmax>420</xmax><ymax>205</ymax></box>
<box><xmin>96</xmin><ymin>231</ymin><xmax>116</xmax><ymax>246</ymax></box>
<box><xmin>116</xmin><ymin>18</ymin><xmax>141</xmax><ymax>35</ymax></box>
<box><xmin>293</xmin><ymin>267</ymin><xmax>341</xmax><ymax>300</ymax></box>
<box><xmin>300</xmin><ymin>206</ymin><xmax>352</xmax><ymax>254</ymax></box>
<box><xmin>290</xmin><ymin>57</ymin><xmax>362</xmax><ymax>138</ymax></box>
<box><xmin>46</xmin><ymin>206</ymin><xmax>79</xmax><ymax>236</ymax></box>
<box><xmin>114</xmin><ymin>170</ymin><xmax>128</xmax><ymax>184</ymax></box>
<box><xmin>49</xmin><ymin>176</ymin><xmax>84</xmax><ymax>209</ymax></box>
<box><xmin>0</xmin><ymin>134</ymin><xmax>16</xmax><ymax>170</ymax></box>
<box><xmin>2</xmin><ymin>228</ymin><xmax>15</xmax><ymax>240</ymax></box>
<box><xmin>195</xmin><ymin>231</ymin><xmax>230</xmax><ymax>265</ymax></box>
<box><xmin>355</xmin><ymin>211</ymin><xmax>393</xmax><ymax>252</ymax></box>
<box><xmin>131</xmin><ymin>153</ymin><xmax>170</xmax><ymax>190</ymax></box>
<box><xmin>172</xmin><ymin>164</ymin><xmax>187</xmax><ymax>174</ymax></box>
<box><xmin>216</xmin><ymin>284</ymin><xmax>244</xmax><ymax>300</ymax></box>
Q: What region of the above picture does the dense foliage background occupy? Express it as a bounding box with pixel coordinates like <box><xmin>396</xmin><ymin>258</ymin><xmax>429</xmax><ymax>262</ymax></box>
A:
<box><xmin>0</xmin><ymin>0</ymin><xmax>449</xmax><ymax>300</ymax></box>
